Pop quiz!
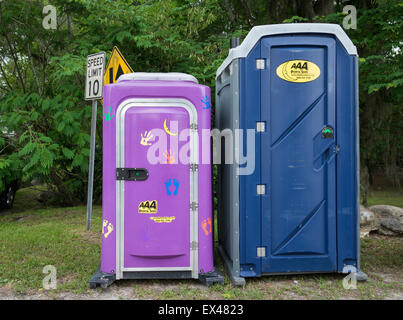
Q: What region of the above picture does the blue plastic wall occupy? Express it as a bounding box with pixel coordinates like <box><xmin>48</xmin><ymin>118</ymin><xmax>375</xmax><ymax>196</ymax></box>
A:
<box><xmin>239</xmin><ymin>42</ymin><xmax>262</xmax><ymax>277</ymax></box>
<box><xmin>238</xmin><ymin>34</ymin><xmax>359</xmax><ymax>277</ymax></box>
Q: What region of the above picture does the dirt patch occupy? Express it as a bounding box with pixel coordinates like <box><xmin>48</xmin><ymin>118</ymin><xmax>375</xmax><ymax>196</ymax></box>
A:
<box><xmin>1</xmin><ymin>275</ymin><xmax>402</xmax><ymax>300</ymax></box>
<box><xmin>73</xmin><ymin>229</ymin><xmax>101</xmax><ymax>244</ymax></box>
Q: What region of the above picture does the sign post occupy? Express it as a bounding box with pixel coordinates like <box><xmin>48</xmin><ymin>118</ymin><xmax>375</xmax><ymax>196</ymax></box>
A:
<box><xmin>85</xmin><ymin>52</ymin><xmax>105</xmax><ymax>231</ymax></box>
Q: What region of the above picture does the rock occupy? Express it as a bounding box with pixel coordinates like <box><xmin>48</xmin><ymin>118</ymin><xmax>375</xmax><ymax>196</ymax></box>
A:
<box><xmin>360</xmin><ymin>227</ymin><xmax>372</xmax><ymax>238</ymax></box>
<box><xmin>36</xmin><ymin>191</ymin><xmax>52</xmax><ymax>203</ymax></box>
<box><xmin>359</xmin><ymin>205</ymin><xmax>378</xmax><ymax>238</ymax></box>
<box><xmin>360</xmin><ymin>205</ymin><xmax>376</xmax><ymax>226</ymax></box>
<box><xmin>369</xmin><ymin>205</ymin><xmax>403</xmax><ymax>236</ymax></box>
<box><xmin>31</xmin><ymin>178</ymin><xmax>41</xmax><ymax>186</ymax></box>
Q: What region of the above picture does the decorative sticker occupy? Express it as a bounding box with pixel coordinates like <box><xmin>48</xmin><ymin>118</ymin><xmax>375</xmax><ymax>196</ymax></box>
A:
<box><xmin>202</xmin><ymin>218</ymin><xmax>212</xmax><ymax>236</ymax></box>
<box><xmin>163</xmin><ymin>149</ymin><xmax>175</xmax><ymax>164</ymax></box>
<box><xmin>104</xmin><ymin>106</ymin><xmax>115</xmax><ymax>122</ymax></box>
<box><xmin>163</xmin><ymin>119</ymin><xmax>178</xmax><ymax>136</ymax></box>
<box><xmin>201</xmin><ymin>95</ymin><xmax>211</xmax><ymax>109</ymax></box>
<box><xmin>276</xmin><ymin>60</ymin><xmax>320</xmax><ymax>83</ymax></box>
<box><xmin>150</xmin><ymin>216</ymin><xmax>176</xmax><ymax>223</ymax></box>
<box><xmin>165</xmin><ymin>178</ymin><xmax>180</xmax><ymax>196</ymax></box>
<box><xmin>102</xmin><ymin>219</ymin><xmax>114</xmax><ymax>238</ymax></box>
<box><xmin>140</xmin><ymin>130</ymin><xmax>154</xmax><ymax>146</ymax></box>
<box><xmin>138</xmin><ymin>200</ymin><xmax>158</xmax><ymax>214</ymax></box>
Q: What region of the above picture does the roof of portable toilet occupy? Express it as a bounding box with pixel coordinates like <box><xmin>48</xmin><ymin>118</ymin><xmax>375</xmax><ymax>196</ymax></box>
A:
<box><xmin>216</xmin><ymin>23</ymin><xmax>357</xmax><ymax>79</ymax></box>
<box><xmin>118</xmin><ymin>72</ymin><xmax>198</xmax><ymax>84</ymax></box>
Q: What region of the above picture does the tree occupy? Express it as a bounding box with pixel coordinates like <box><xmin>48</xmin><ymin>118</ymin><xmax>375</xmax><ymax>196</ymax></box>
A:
<box><xmin>0</xmin><ymin>0</ymin><xmax>401</xmax><ymax>206</ymax></box>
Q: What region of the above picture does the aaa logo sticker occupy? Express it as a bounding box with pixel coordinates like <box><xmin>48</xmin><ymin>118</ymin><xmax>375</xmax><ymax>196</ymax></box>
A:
<box><xmin>138</xmin><ymin>200</ymin><xmax>158</xmax><ymax>214</ymax></box>
<box><xmin>276</xmin><ymin>60</ymin><xmax>320</xmax><ymax>83</ymax></box>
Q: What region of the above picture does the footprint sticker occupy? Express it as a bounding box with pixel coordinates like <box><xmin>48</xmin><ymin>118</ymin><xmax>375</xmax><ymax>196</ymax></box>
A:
<box><xmin>202</xmin><ymin>219</ymin><xmax>211</xmax><ymax>236</ymax></box>
<box><xmin>104</xmin><ymin>222</ymin><xmax>114</xmax><ymax>239</ymax></box>
<box><xmin>102</xmin><ymin>219</ymin><xmax>114</xmax><ymax>238</ymax></box>
<box><xmin>165</xmin><ymin>179</ymin><xmax>172</xmax><ymax>196</ymax></box>
<box><xmin>202</xmin><ymin>218</ymin><xmax>212</xmax><ymax>236</ymax></box>
<box><xmin>172</xmin><ymin>179</ymin><xmax>180</xmax><ymax>196</ymax></box>
<box><xmin>165</xmin><ymin>178</ymin><xmax>180</xmax><ymax>196</ymax></box>
<box><xmin>102</xmin><ymin>219</ymin><xmax>108</xmax><ymax>234</ymax></box>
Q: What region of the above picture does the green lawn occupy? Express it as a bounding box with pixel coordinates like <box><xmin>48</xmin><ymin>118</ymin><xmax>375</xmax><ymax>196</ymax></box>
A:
<box><xmin>0</xmin><ymin>187</ymin><xmax>401</xmax><ymax>299</ymax></box>
<box><xmin>0</xmin><ymin>203</ymin><xmax>102</xmax><ymax>293</ymax></box>
<box><xmin>363</xmin><ymin>188</ymin><xmax>403</xmax><ymax>208</ymax></box>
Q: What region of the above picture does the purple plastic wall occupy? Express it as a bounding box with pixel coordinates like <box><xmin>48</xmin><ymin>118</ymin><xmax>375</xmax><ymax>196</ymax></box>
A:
<box><xmin>100</xmin><ymin>78</ymin><xmax>213</xmax><ymax>277</ymax></box>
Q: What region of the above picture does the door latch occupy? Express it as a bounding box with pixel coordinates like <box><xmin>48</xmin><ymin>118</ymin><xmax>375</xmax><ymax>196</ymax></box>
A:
<box><xmin>116</xmin><ymin>168</ymin><xmax>149</xmax><ymax>181</ymax></box>
<box><xmin>322</xmin><ymin>126</ymin><xmax>334</xmax><ymax>138</ymax></box>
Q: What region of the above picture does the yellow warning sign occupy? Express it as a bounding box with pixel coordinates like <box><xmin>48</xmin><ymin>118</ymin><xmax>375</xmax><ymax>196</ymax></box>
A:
<box><xmin>150</xmin><ymin>216</ymin><xmax>176</xmax><ymax>223</ymax></box>
<box><xmin>276</xmin><ymin>60</ymin><xmax>320</xmax><ymax>83</ymax></box>
<box><xmin>138</xmin><ymin>200</ymin><xmax>158</xmax><ymax>214</ymax></box>
<box><xmin>104</xmin><ymin>46</ymin><xmax>134</xmax><ymax>85</ymax></box>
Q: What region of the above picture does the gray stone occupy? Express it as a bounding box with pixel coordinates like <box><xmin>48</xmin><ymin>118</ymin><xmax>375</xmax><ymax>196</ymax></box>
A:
<box><xmin>369</xmin><ymin>205</ymin><xmax>403</xmax><ymax>236</ymax></box>
<box><xmin>360</xmin><ymin>205</ymin><xmax>376</xmax><ymax>226</ymax></box>
<box><xmin>359</xmin><ymin>205</ymin><xmax>378</xmax><ymax>238</ymax></box>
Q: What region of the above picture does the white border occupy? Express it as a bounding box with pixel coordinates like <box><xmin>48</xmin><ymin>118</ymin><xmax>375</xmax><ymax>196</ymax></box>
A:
<box><xmin>115</xmin><ymin>98</ymin><xmax>199</xmax><ymax>279</ymax></box>
<box><xmin>216</xmin><ymin>23</ymin><xmax>357</xmax><ymax>78</ymax></box>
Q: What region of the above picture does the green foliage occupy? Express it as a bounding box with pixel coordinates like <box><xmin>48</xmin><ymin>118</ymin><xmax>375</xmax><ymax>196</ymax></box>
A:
<box><xmin>314</xmin><ymin>0</ymin><xmax>403</xmax><ymax>185</ymax></box>
<box><xmin>0</xmin><ymin>0</ymin><xmax>231</xmax><ymax>204</ymax></box>
<box><xmin>0</xmin><ymin>0</ymin><xmax>402</xmax><ymax>204</ymax></box>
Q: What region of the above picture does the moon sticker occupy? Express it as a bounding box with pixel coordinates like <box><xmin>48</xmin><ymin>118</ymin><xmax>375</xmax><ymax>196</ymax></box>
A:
<box><xmin>163</xmin><ymin>119</ymin><xmax>178</xmax><ymax>136</ymax></box>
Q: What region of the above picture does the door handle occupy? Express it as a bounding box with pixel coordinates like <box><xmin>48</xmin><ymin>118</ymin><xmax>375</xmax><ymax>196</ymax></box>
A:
<box><xmin>116</xmin><ymin>168</ymin><xmax>149</xmax><ymax>181</ymax></box>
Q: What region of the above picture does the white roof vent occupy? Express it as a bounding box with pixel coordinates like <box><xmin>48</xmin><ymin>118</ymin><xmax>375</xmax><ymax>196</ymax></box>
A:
<box><xmin>118</xmin><ymin>72</ymin><xmax>198</xmax><ymax>84</ymax></box>
<box><xmin>216</xmin><ymin>23</ymin><xmax>357</xmax><ymax>78</ymax></box>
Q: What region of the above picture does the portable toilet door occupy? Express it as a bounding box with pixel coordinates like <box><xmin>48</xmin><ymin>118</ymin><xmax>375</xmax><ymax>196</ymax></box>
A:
<box><xmin>90</xmin><ymin>73</ymin><xmax>223</xmax><ymax>288</ymax></box>
<box><xmin>215</xmin><ymin>24</ymin><xmax>367</xmax><ymax>285</ymax></box>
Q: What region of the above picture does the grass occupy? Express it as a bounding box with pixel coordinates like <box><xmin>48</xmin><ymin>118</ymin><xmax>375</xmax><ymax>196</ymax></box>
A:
<box><xmin>362</xmin><ymin>187</ymin><xmax>403</xmax><ymax>208</ymax></box>
<box><xmin>0</xmin><ymin>196</ymin><xmax>102</xmax><ymax>294</ymax></box>
<box><xmin>0</xmin><ymin>186</ymin><xmax>401</xmax><ymax>299</ymax></box>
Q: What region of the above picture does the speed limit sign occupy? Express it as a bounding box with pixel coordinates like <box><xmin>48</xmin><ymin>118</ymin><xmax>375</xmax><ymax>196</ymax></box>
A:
<box><xmin>85</xmin><ymin>51</ymin><xmax>105</xmax><ymax>231</ymax></box>
<box><xmin>85</xmin><ymin>52</ymin><xmax>105</xmax><ymax>100</ymax></box>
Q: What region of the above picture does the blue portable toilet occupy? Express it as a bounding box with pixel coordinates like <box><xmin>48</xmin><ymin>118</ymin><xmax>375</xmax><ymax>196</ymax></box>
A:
<box><xmin>215</xmin><ymin>24</ymin><xmax>367</xmax><ymax>285</ymax></box>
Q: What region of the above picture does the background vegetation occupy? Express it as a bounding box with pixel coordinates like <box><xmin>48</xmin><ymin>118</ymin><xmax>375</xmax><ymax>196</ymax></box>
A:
<box><xmin>0</xmin><ymin>0</ymin><xmax>401</xmax><ymax>205</ymax></box>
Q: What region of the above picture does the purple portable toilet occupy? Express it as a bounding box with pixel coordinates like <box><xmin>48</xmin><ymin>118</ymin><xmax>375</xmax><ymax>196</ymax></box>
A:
<box><xmin>90</xmin><ymin>73</ymin><xmax>223</xmax><ymax>288</ymax></box>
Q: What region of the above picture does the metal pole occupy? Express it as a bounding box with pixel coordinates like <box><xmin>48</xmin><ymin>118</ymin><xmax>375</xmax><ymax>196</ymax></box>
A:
<box><xmin>86</xmin><ymin>99</ymin><xmax>98</xmax><ymax>231</ymax></box>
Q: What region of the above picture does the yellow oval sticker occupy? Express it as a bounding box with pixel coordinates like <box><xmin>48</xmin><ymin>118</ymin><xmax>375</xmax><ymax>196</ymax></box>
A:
<box><xmin>276</xmin><ymin>60</ymin><xmax>320</xmax><ymax>83</ymax></box>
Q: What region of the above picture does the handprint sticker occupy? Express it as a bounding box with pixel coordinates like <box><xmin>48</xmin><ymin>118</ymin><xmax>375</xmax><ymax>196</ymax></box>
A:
<box><xmin>163</xmin><ymin>149</ymin><xmax>175</xmax><ymax>164</ymax></box>
<box><xmin>104</xmin><ymin>106</ymin><xmax>115</xmax><ymax>122</ymax></box>
<box><xmin>201</xmin><ymin>95</ymin><xmax>211</xmax><ymax>110</ymax></box>
<box><xmin>140</xmin><ymin>130</ymin><xmax>154</xmax><ymax>146</ymax></box>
